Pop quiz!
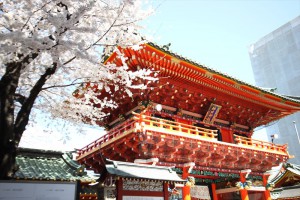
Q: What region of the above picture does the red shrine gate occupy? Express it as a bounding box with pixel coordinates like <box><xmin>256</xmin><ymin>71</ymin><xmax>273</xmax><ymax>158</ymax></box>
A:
<box><xmin>76</xmin><ymin>43</ymin><xmax>300</xmax><ymax>200</ymax></box>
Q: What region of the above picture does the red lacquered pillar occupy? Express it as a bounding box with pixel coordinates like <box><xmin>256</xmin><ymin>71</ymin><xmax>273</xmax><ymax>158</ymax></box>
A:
<box><xmin>263</xmin><ymin>173</ymin><xmax>271</xmax><ymax>200</ymax></box>
<box><xmin>211</xmin><ymin>183</ymin><xmax>218</xmax><ymax>200</ymax></box>
<box><xmin>239</xmin><ymin>170</ymin><xmax>251</xmax><ymax>200</ymax></box>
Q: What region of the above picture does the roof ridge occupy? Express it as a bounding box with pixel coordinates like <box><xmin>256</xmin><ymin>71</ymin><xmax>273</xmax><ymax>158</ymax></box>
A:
<box><xmin>106</xmin><ymin>159</ymin><xmax>174</xmax><ymax>169</ymax></box>
<box><xmin>17</xmin><ymin>147</ymin><xmax>63</xmax><ymax>158</ymax></box>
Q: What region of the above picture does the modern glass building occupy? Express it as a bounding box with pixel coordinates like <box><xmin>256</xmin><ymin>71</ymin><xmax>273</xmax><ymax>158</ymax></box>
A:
<box><xmin>249</xmin><ymin>15</ymin><xmax>300</xmax><ymax>164</ymax></box>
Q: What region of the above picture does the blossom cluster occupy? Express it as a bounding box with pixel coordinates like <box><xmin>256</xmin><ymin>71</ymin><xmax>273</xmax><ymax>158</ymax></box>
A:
<box><xmin>0</xmin><ymin>0</ymin><xmax>156</xmax><ymax>128</ymax></box>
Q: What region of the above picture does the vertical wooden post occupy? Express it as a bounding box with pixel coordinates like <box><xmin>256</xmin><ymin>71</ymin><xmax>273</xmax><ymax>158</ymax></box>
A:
<box><xmin>163</xmin><ymin>182</ymin><xmax>169</xmax><ymax>200</ymax></box>
<box><xmin>263</xmin><ymin>173</ymin><xmax>272</xmax><ymax>200</ymax></box>
<box><xmin>182</xmin><ymin>166</ymin><xmax>190</xmax><ymax>200</ymax></box>
<box><xmin>240</xmin><ymin>189</ymin><xmax>249</xmax><ymax>200</ymax></box>
<box><xmin>239</xmin><ymin>170</ymin><xmax>251</xmax><ymax>200</ymax></box>
<box><xmin>116</xmin><ymin>178</ymin><xmax>123</xmax><ymax>200</ymax></box>
<box><xmin>182</xmin><ymin>162</ymin><xmax>195</xmax><ymax>200</ymax></box>
<box><xmin>182</xmin><ymin>185</ymin><xmax>191</xmax><ymax>200</ymax></box>
<box><xmin>211</xmin><ymin>183</ymin><xmax>218</xmax><ymax>200</ymax></box>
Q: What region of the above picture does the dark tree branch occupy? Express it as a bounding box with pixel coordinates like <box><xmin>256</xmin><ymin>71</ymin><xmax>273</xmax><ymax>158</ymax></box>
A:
<box><xmin>0</xmin><ymin>24</ymin><xmax>13</xmax><ymax>32</ymax></box>
<box><xmin>63</xmin><ymin>56</ymin><xmax>77</xmax><ymax>65</ymax></box>
<box><xmin>42</xmin><ymin>82</ymin><xmax>82</xmax><ymax>90</ymax></box>
<box><xmin>13</xmin><ymin>94</ymin><xmax>27</xmax><ymax>105</ymax></box>
<box><xmin>41</xmin><ymin>78</ymin><xmax>108</xmax><ymax>91</ymax></box>
<box><xmin>57</xmin><ymin>1</ymin><xmax>72</xmax><ymax>21</ymax></box>
<box><xmin>0</xmin><ymin>52</ymin><xmax>39</xmax><ymax>142</ymax></box>
<box><xmin>87</xmin><ymin>3</ymin><xmax>126</xmax><ymax>50</ymax></box>
<box><xmin>0</xmin><ymin>60</ymin><xmax>22</xmax><ymax>146</ymax></box>
<box><xmin>14</xmin><ymin>63</ymin><xmax>58</xmax><ymax>142</ymax></box>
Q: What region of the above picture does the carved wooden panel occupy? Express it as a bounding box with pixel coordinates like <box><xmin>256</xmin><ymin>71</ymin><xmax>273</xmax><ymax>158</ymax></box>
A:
<box><xmin>123</xmin><ymin>179</ymin><xmax>163</xmax><ymax>192</ymax></box>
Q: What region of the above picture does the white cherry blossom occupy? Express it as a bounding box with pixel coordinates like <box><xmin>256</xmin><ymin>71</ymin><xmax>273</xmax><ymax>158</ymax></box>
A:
<box><xmin>0</xmin><ymin>0</ymin><xmax>155</xmax><ymax>178</ymax></box>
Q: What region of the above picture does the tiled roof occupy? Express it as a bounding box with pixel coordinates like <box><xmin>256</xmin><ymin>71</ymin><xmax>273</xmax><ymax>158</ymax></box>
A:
<box><xmin>268</xmin><ymin>163</ymin><xmax>300</xmax><ymax>199</ymax></box>
<box><xmin>105</xmin><ymin>159</ymin><xmax>186</xmax><ymax>183</ymax></box>
<box><xmin>269</xmin><ymin>163</ymin><xmax>300</xmax><ymax>187</ymax></box>
<box><xmin>147</xmin><ymin>42</ymin><xmax>300</xmax><ymax>104</ymax></box>
<box><xmin>14</xmin><ymin>148</ymin><xmax>98</xmax><ymax>182</ymax></box>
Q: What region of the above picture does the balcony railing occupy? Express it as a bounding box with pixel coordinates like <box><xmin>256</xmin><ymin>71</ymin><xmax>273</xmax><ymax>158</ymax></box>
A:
<box><xmin>134</xmin><ymin>113</ymin><xmax>218</xmax><ymax>140</ymax></box>
<box><xmin>77</xmin><ymin>117</ymin><xmax>137</xmax><ymax>157</ymax></box>
<box><xmin>234</xmin><ymin>135</ymin><xmax>287</xmax><ymax>153</ymax></box>
<box><xmin>77</xmin><ymin>112</ymin><xmax>288</xmax><ymax>158</ymax></box>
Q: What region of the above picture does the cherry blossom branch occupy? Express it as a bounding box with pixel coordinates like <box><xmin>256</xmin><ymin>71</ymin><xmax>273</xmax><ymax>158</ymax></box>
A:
<box><xmin>87</xmin><ymin>3</ymin><xmax>126</xmax><ymax>50</ymax></box>
<box><xmin>42</xmin><ymin>82</ymin><xmax>83</xmax><ymax>90</ymax></box>
<box><xmin>21</xmin><ymin>0</ymin><xmax>53</xmax><ymax>32</ymax></box>
<box><xmin>57</xmin><ymin>3</ymin><xmax>127</xmax><ymax>68</ymax></box>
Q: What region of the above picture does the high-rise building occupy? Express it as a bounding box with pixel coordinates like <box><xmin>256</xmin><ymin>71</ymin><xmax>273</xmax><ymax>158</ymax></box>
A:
<box><xmin>249</xmin><ymin>15</ymin><xmax>300</xmax><ymax>164</ymax></box>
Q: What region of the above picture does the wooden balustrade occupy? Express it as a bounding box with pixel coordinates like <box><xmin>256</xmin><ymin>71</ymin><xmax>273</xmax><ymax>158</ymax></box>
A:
<box><xmin>77</xmin><ymin>118</ymin><xmax>136</xmax><ymax>157</ymax></box>
<box><xmin>234</xmin><ymin>134</ymin><xmax>287</xmax><ymax>153</ymax></box>
<box><xmin>77</xmin><ymin>112</ymin><xmax>288</xmax><ymax>158</ymax></box>
<box><xmin>133</xmin><ymin>112</ymin><xmax>218</xmax><ymax>139</ymax></box>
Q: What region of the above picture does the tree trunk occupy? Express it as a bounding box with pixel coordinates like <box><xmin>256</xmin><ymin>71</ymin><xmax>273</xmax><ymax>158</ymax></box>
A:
<box><xmin>0</xmin><ymin>53</ymin><xmax>48</xmax><ymax>179</ymax></box>
<box><xmin>0</xmin><ymin>61</ymin><xmax>22</xmax><ymax>179</ymax></box>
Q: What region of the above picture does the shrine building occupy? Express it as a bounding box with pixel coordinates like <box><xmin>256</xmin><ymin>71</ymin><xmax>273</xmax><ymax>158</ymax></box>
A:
<box><xmin>76</xmin><ymin>42</ymin><xmax>300</xmax><ymax>200</ymax></box>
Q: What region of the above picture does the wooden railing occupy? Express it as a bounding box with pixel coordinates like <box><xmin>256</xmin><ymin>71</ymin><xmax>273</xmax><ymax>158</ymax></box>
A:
<box><xmin>133</xmin><ymin>112</ymin><xmax>218</xmax><ymax>140</ymax></box>
<box><xmin>77</xmin><ymin>112</ymin><xmax>288</xmax><ymax>158</ymax></box>
<box><xmin>77</xmin><ymin>117</ymin><xmax>137</xmax><ymax>156</ymax></box>
<box><xmin>234</xmin><ymin>135</ymin><xmax>287</xmax><ymax>153</ymax></box>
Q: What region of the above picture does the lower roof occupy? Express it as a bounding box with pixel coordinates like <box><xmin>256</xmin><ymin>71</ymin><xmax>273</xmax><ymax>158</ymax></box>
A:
<box><xmin>14</xmin><ymin>148</ymin><xmax>97</xmax><ymax>182</ymax></box>
<box><xmin>105</xmin><ymin>159</ymin><xmax>186</xmax><ymax>183</ymax></box>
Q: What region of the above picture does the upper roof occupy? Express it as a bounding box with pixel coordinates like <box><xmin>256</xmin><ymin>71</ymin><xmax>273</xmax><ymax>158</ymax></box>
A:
<box><xmin>105</xmin><ymin>159</ymin><xmax>185</xmax><ymax>183</ymax></box>
<box><xmin>145</xmin><ymin>42</ymin><xmax>300</xmax><ymax>105</ymax></box>
<box><xmin>102</xmin><ymin>42</ymin><xmax>300</xmax><ymax>129</ymax></box>
<box><xmin>14</xmin><ymin>148</ymin><xmax>98</xmax><ymax>182</ymax></box>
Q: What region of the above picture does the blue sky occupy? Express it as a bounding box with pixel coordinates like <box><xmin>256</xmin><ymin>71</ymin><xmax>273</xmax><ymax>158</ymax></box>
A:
<box><xmin>143</xmin><ymin>0</ymin><xmax>300</xmax><ymax>84</ymax></box>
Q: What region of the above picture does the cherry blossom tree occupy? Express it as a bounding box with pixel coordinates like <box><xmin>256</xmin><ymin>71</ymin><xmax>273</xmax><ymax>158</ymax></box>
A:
<box><xmin>0</xmin><ymin>0</ymin><xmax>156</xmax><ymax>179</ymax></box>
